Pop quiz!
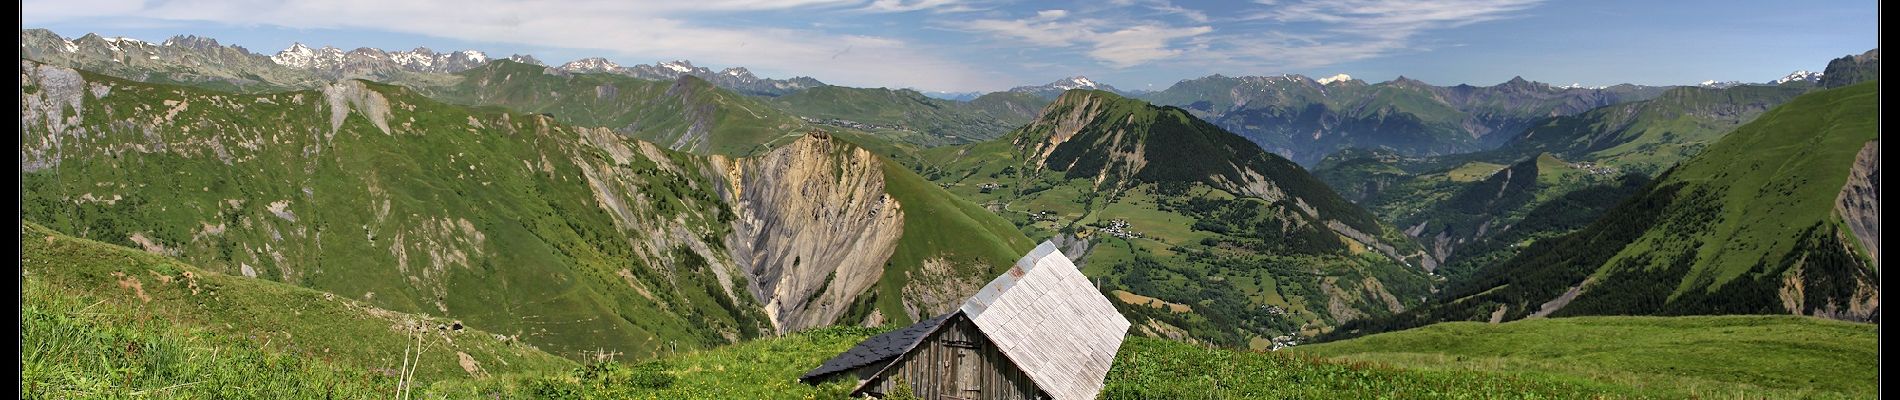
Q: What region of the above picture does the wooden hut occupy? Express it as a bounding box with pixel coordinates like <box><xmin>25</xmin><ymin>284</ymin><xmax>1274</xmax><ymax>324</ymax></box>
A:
<box><xmin>800</xmin><ymin>242</ymin><xmax>1131</xmax><ymax>399</ymax></box>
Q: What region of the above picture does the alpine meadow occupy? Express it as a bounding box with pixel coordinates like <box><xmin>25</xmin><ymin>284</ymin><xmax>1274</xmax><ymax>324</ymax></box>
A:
<box><xmin>17</xmin><ymin>1</ymin><xmax>1881</xmax><ymax>399</ymax></box>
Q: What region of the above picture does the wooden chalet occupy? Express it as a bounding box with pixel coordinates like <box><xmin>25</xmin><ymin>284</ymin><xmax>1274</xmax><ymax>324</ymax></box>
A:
<box><xmin>799</xmin><ymin>242</ymin><xmax>1131</xmax><ymax>399</ymax></box>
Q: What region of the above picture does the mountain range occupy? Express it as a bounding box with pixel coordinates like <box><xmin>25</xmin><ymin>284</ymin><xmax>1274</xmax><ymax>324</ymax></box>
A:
<box><xmin>19</xmin><ymin>29</ymin><xmax>820</xmax><ymax>97</ymax></box>
<box><xmin>17</xmin><ymin>25</ymin><xmax>1880</xmax><ymax>398</ymax></box>
<box><xmin>1008</xmin><ymin>76</ymin><xmax>1127</xmax><ymax>99</ymax></box>
<box><xmin>1137</xmin><ymin>74</ymin><xmax>1674</xmax><ymax>165</ymax></box>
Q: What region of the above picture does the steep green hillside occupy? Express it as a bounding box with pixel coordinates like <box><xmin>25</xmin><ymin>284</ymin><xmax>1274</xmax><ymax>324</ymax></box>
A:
<box><xmin>1333</xmin><ymin>81</ymin><xmax>1880</xmax><ymax>338</ymax></box>
<box><xmin>909</xmin><ymin>90</ymin><xmax>1435</xmax><ymax>347</ymax></box>
<box><xmin>860</xmin><ymin>159</ymin><xmax>1038</xmax><ymax>327</ymax></box>
<box><xmin>20</xmin><ymin>60</ymin><xmax>1037</xmax><ymax>365</ymax></box>
<box><xmin>22</xmin><ymin>221</ymin><xmax>575</xmax><ymax>395</ymax></box>
<box><xmin>1316</xmin><ymin>73</ymin><xmax>1824</xmax><ymax>278</ymax></box>
<box><xmin>1299</xmin><ymin>316</ymin><xmax>1877</xmax><ymax>399</ymax></box>
<box><xmin>20</xmin><ymin>61</ymin><xmax>772</xmax><ymax>359</ymax></box>
<box><xmin>427</xmin><ymin>60</ymin><xmax>810</xmax><ymax>156</ymax></box>
<box><xmin>770</xmin><ymin>85</ymin><xmax>1046</xmax><ymax>145</ymax></box>
<box><xmin>1503</xmin><ymin>85</ymin><xmax>1808</xmax><ymax>175</ymax></box>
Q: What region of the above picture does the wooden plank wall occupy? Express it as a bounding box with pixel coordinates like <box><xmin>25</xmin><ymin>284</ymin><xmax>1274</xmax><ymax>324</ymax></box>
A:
<box><xmin>862</xmin><ymin>314</ymin><xmax>1042</xmax><ymax>399</ymax></box>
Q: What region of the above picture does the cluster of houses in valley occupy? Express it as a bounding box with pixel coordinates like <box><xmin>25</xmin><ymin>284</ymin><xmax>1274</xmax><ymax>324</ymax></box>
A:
<box><xmin>1268</xmin><ymin>334</ymin><xmax>1302</xmax><ymax>351</ymax></box>
<box><xmin>1028</xmin><ymin>210</ymin><xmax>1057</xmax><ymax>222</ymax></box>
<box><xmin>978</xmin><ymin>182</ymin><xmax>999</xmax><ymax>193</ymax></box>
<box><xmin>800</xmin><ymin>116</ymin><xmax>908</xmax><ymax>132</ymax></box>
<box><xmin>1568</xmin><ymin>161</ymin><xmax>1619</xmax><ymax>176</ymax></box>
<box><xmin>1100</xmin><ymin>219</ymin><xmax>1142</xmax><ymax>239</ymax></box>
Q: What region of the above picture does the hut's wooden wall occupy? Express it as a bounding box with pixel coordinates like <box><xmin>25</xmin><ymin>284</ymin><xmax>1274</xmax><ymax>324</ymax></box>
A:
<box><xmin>861</xmin><ymin>314</ymin><xmax>1042</xmax><ymax>399</ymax></box>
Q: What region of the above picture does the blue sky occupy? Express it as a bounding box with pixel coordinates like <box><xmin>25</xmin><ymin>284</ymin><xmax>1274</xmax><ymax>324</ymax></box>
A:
<box><xmin>23</xmin><ymin>0</ymin><xmax>1878</xmax><ymax>92</ymax></box>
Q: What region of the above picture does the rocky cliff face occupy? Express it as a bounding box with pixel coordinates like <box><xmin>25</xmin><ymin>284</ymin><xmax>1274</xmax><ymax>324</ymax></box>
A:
<box><xmin>1836</xmin><ymin>140</ymin><xmax>1880</xmax><ymax>268</ymax></box>
<box><xmin>718</xmin><ymin>131</ymin><xmax>905</xmax><ymax>332</ymax></box>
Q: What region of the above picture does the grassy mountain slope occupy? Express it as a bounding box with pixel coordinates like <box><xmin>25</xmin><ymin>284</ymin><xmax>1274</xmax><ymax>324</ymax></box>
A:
<box><xmin>769</xmin><ymin>85</ymin><xmax>1047</xmax><ymax>145</ymax></box>
<box><xmin>860</xmin><ymin>158</ymin><xmax>1039</xmax><ymax>327</ymax></box>
<box><xmin>1332</xmin><ymin>81</ymin><xmax>1880</xmax><ymax>338</ymax></box>
<box><xmin>907</xmin><ymin>90</ymin><xmax>1435</xmax><ymax>347</ymax></box>
<box><xmin>1314</xmin><ymin>75</ymin><xmax>1823</xmax><ymax>278</ymax></box>
<box><xmin>1503</xmin><ymin>84</ymin><xmax>1809</xmax><ymax>176</ymax></box>
<box><xmin>426</xmin><ymin>60</ymin><xmax>809</xmax><ymax>156</ymax></box>
<box><xmin>21</xmin><ymin>60</ymin><xmax>772</xmax><ymax>359</ymax></box>
<box><xmin>22</xmin><ymin>221</ymin><xmax>576</xmax><ymax>395</ymax></box>
<box><xmin>1298</xmin><ymin>315</ymin><xmax>1877</xmax><ymax>399</ymax></box>
<box><xmin>20</xmin><ymin>59</ymin><xmax>1036</xmax><ymax>365</ymax></box>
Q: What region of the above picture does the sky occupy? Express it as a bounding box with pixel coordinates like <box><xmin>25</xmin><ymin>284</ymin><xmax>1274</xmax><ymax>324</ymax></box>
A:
<box><xmin>21</xmin><ymin>0</ymin><xmax>1880</xmax><ymax>92</ymax></box>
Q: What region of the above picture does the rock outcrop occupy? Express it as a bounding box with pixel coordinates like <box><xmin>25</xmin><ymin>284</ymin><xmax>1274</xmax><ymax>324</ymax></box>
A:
<box><xmin>1836</xmin><ymin>140</ymin><xmax>1879</xmax><ymax>267</ymax></box>
<box><xmin>719</xmin><ymin>131</ymin><xmax>905</xmax><ymax>332</ymax></box>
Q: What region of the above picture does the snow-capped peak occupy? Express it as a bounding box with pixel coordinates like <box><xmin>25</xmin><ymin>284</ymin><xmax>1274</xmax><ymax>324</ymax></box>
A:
<box><xmin>1699</xmin><ymin>79</ymin><xmax>1742</xmax><ymax>88</ymax></box>
<box><xmin>270</xmin><ymin>43</ymin><xmax>341</xmax><ymax>69</ymax></box>
<box><xmin>1773</xmin><ymin>70</ymin><xmax>1823</xmax><ymax>84</ymax></box>
<box><xmin>1316</xmin><ymin>73</ymin><xmax>1353</xmax><ymax>85</ymax></box>
<box><xmin>720</xmin><ymin>67</ymin><xmax>755</xmax><ymax>79</ymax></box>
<box><xmin>1053</xmin><ymin>76</ymin><xmax>1098</xmax><ymax>90</ymax></box>
<box><xmin>659</xmin><ymin>60</ymin><xmax>696</xmax><ymax>73</ymax></box>
<box><xmin>559</xmin><ymin>57</ymin><xmax>623</xmax><ymax>73</ymax></box>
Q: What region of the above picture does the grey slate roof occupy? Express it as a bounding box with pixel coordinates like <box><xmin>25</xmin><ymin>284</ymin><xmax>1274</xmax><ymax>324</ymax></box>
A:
<box><xmin>798</xmin><ymin>312</ymin><xmax>953</xmax><ymax>382</ymax></box>
<box><xmin>960</xmin><ymin>241</ymin><xmax>1131</xmax><ymax>400</ymax></box>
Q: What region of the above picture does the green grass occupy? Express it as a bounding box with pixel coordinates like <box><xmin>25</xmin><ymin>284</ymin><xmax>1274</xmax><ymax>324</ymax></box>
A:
<box><xmin>427</xmin><ymin>326</ymin><xmax>875</xmax><ymax>399</ymax></box>
<box><xmin>26</xmin><ymin>213</ymin><xmax>1863</xmax><ymax>399</ymax></box>
<box><xmin>1446</xmin><ymin>161</ymin><xmax>1508</xmax><ymax>182</ymax></box>
<box><xmin>23</xmin><ymin>278</ymin><xmax>399</xmax><ymax>399</ymax></box>
<box><xmin>21</xmin><ymin>221</ymin><xmax>576</xmax><ymax>396</ymax></box>
<box><xmin>427</xmin><ymin>323</ymin><xmax>1672</xmax><ymax>400</ymax></box>
<box><xmin>1296</xmin><ymin>315</ymin><xmax>1877</xmax><ymax>399</ymax></box>
<box><xmin>870</xmin><ymin>156</ymin><xmax>1037</xmax><ymax>325</ymax></box>
<box><xmin>1107</xmin><ymin>336</ymin><xmax>1643</xmax><ymax>399</ymax></box>
<box><xmin>1633</xmin><ymin>81</ymin><xmax>1878</xmax><ymax>292</ymax></box>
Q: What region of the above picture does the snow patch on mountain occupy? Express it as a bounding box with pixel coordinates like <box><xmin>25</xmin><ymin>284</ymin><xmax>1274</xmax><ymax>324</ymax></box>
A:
<box><xmin>1773</xmin><ymin>70</ymin><xmax>1823</xmax><ymax>84</ymax></box>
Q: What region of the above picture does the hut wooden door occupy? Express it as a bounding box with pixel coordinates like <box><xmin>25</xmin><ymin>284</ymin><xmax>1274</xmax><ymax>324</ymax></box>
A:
<box><xmin>951</xmin><ymin>343</ymin><xmax>980</xmax><ymax>399</ymax></box>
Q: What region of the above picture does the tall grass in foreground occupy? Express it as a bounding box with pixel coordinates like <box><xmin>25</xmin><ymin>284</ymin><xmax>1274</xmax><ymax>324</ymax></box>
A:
<box><xmin>21</xmin><ymin>279</ymin><xmax>397</xmax><ymax>399</ymax></box>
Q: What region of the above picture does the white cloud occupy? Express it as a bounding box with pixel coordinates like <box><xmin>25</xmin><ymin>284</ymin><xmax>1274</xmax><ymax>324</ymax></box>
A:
<box><xmin>22</xmin><ymin>0</ymin><xmax>1003</xmax><ymax>91</ymax></box>
<box><xmin>1210</xmin><ymin>0</ymin><xmax>1542</xmax><ymax>69</ymax></box>
<box><xmin>858</xmin><ymin>0</ymin><xmax>973</xmax><ymax>13</ymax></box>
<box><xmin>1146</xmin><ymin>1</ymin><xmax>1208</xmax><ymax>23</ymax></box>
<box><xmin>1090</xmin><ymin>25</ymin><xmax>1214</xmax><ymax>67</ymax></box>
<box><xmin>960</xmin><ymin>7</ymin><xmax>1212</xmax><ymax>68</ymax></box>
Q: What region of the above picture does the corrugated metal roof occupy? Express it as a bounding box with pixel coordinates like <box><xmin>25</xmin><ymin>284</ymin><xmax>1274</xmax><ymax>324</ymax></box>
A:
<box><xmin>961</xmin><ymin>241</ymin><xmax>1131</xmax><ymax>400</ymax></box>
<box><xmin>798</xmin><ymin>313</ymin><xmax>954</xmax><ymax>383</ymax></box>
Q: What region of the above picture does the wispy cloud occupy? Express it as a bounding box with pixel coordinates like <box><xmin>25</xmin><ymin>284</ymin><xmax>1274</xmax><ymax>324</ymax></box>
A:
<box><xmin>957</xmin><ymin>0</ymin><xmax>1541</xmax><ymax>75</ymax></box>
<box><xmin>857</xmin><ymin>0</ymin><xmax>978</xmax><ymax>13</ymax></box>
<box><xmin>959</xmin><ymin>6</ymin><xmax>1213</xmax><ymax>68</ymax></box>
<box><xmin>22</xmin><ymin>0</ymin><xmax>1003</xmax><ymax>91</ymax></box>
